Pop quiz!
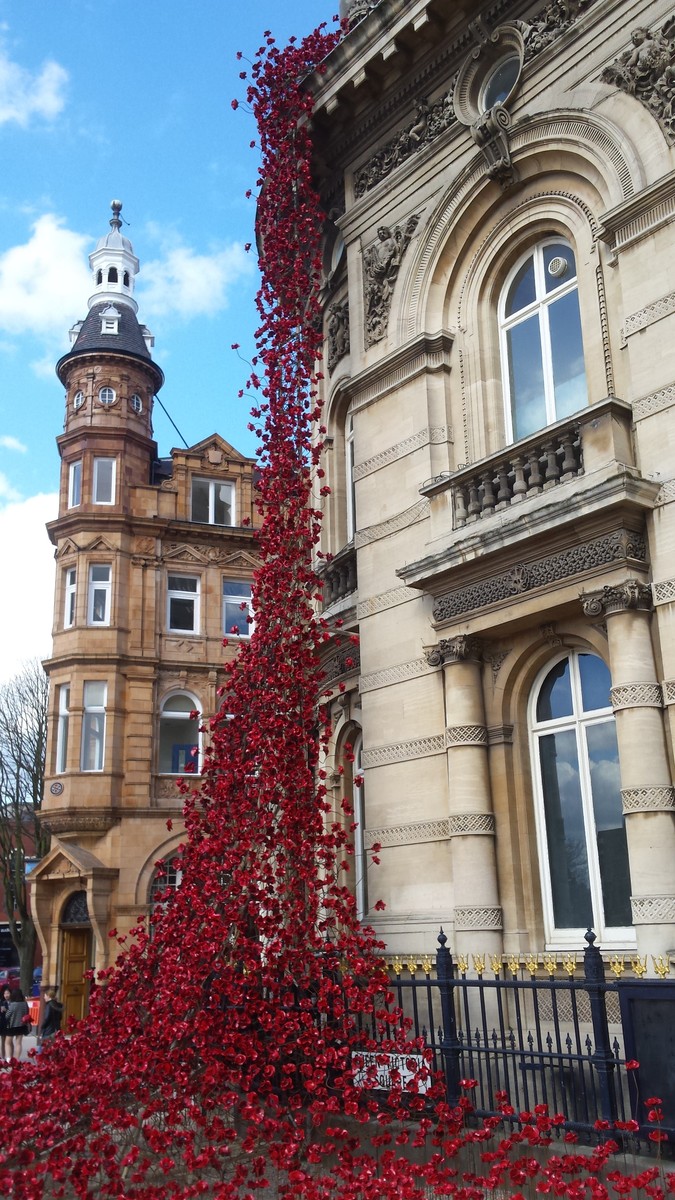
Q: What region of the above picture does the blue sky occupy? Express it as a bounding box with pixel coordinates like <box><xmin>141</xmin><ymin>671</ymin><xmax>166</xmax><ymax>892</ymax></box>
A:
<box><xmin>0</xmin><ymin>0</ymin><xmax>336</xmax><ymax>680</ymax></box>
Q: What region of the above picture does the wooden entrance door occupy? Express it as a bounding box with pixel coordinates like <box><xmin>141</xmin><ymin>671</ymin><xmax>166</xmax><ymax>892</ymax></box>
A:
<box><xmin>62</xmin><ymin>928</ymin><xmax>92</xmax><ymax>1025</ymax></box>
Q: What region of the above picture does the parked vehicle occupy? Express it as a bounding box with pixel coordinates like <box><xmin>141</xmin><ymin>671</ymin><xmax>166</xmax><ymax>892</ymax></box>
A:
<box><xmin>0</xmin><ymin>967</ymin><xmax>21</xmax><ymax>990</ymax></box>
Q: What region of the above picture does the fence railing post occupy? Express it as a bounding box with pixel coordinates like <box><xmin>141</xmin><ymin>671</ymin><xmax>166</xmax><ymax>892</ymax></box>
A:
<box><xmin>436</xmin><ymin>928</ymin><xmax>462</xmax><ymax>1105</ymax></box>
<box><xmin>583</xmin><ymin>928</ymin><xmax>618</xmax><ymax>1126</ymax></box>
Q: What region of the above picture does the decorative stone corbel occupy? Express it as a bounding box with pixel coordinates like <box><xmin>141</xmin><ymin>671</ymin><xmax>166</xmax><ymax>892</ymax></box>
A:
<box><xmin>580</xmin><ymin>579</ymin><xmax>653</xmax><ymax>618</ymax></box>
<box><xmin>470</xmin><ymin>105</ymin><xmax>515</xmax><ymax>186</ymax></box>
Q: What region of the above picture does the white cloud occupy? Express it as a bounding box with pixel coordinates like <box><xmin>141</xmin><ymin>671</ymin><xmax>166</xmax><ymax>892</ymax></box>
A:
<box><xmin>0</xmin><ymin>435</ymin><xmax>26</xmax><ymax>452</ymax></box>
<box><xmin>139</xmin><ymin>240</ymin><xmax>252</xmax><ymax>321</ymax></box>
<box><xmin>0</xmin><ymin>492</ymin><xmax>57</xmax><ymax>683</ymax></box>
<box><xmin>0</xmin><ymin>470</ymin><xmax>21</xmax><ymax>501</ymax></box>
<box><xmin>0</xmin><ymin>41</ymin><xmax>68</xmax><ymax>127</ymax></box>
<box><xmin>0</xmin><ymin>213</ymin><xmax>90</xmax><ymax>339</ymax></box>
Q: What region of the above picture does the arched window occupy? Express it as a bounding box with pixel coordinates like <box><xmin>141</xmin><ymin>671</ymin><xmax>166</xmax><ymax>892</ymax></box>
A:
<box><xmin>123</xmin><ymin>271</ymin><xmax>130</xmax><ymax>287</ymax></box>
<box><xmin>107</xmin><ymin>267</ymin><xmax>118</xmax><ymax>283</ymax></box>
<box><xmin>530</xmin><ymin>651</ymin><xmax>632</xmax><ymax>946</ymax></box>
<box><xmin>159</xmin><ymin>693</ymin><xmax>200</xmax><ymax>775</ymax></box>
<box><xmin>500</xmin><ymin>238</ymin><xmax>586</xmax><ymax>442</ymax></box>
<box><xmin>149</xmin><ymin>857</ymin><xmax>183</xmax><ymax>913</ymax></box>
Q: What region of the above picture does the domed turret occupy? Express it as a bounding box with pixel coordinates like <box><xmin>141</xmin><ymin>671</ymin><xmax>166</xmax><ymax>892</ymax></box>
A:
<box><xmin>87</xmin><ymin>200</ymin><xmax>140</xmax><ymax>314</ymax></box>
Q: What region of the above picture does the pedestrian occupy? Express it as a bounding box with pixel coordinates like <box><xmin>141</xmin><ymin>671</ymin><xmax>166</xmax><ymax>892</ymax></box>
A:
<box><xmin>5</xmin><ymin>989</ymin><xmax>30</xmax><ymax>1061</ymax></box>
<box><xmin>37</xmin><ymin>987</ymin><xmax>64</xmax><ymax>1050</ymax></box>
<box><xmin>0</xmin><ymin>986</ymin><xmax>11</xmax><ymax>1060</ymax></box>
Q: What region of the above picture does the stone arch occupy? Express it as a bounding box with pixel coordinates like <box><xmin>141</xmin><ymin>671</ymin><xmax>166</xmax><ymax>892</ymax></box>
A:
<box><xmin>398</xmin><ymin>109</ymin><xmax>644</xmax><ymax>345</ymax></box>
<box><xmin>134</xmin><ymin>833</ymin><xmax>186</xmax><ymax>909</ymax></box>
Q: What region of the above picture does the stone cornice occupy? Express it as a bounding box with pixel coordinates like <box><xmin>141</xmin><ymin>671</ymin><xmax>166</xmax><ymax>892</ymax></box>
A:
<box><xmin>331</xmin><ymin>330</ymin><xmax>453</xmax><ymax>418</ymax></box>
<box><xmin>599</xmin><ymin>170</ymin><xmax>675</xmax><ymax>254</ymax></box>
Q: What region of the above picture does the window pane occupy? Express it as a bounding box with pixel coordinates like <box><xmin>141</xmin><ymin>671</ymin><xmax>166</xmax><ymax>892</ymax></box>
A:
<box><xmin>539</xmin><ymin>730</ymin><xmax>593</xmax><ymax>929</ymax></box>
<box><xmin>90</xmin><ymin>565</ymin><xmax>110</xmax><ymax>582</ymax></box>
<box><xmin>586</xmin><ymin>722</ymin><xmax>632</xmax><ymax>927</ymax></box>
<box><xmin>191</xmin><ymin>479</ymin><xmax>210</xmax><ymax>523</ymax></box>
<box><xmin>543</xmin><ymin>242</ymin><xmax>576</xmax><ymax>293</ymax></box>
<box><xmin>224</xmin><ymin>601</ymin><xmax>249</xmax><ymax>635</ymax></box>
<box><xmin>579</xmin><ymin>654</ymin><xmax>612</xmax><ymax>712</ymax></box>
<box><xmin>91</xmin><ymin>588</ymin><xmax>108</xmax><ymax>623</ymax></box>
<box><xmin>94</xmin><ymin>459</ymin><xmax>114</xmax><ymax>503</ymax></box>
<box><xmin>507</xmin><ymin>315</ymin><xmax>546</xmax><ymax>440</ymax></box>
<box><xmin>536</xmin><ymin>659</ymin><xmax>573</xmax><ymax>722</ymax></box>
<box><xmin>163</xmin><ymin>695</ymin><xmax>195</xmax><ymax>714</ymax></box>
<box><xmin>83</xmin><ymin>681</ymin><xmax>106</xmax><ymax>707</ymax></box>
<box><xmin>548</xmin><ymin>290</ymin><xmax>586</xmax><ymax>420</ymax></box>
<box><xmin>168</xmin><ymin>576</ymin><xmax>197</xmax><ymax>593</ymax></box>
<box><xmin>482</xmin><ymin>55</ymin><xmax>520</xmax><ymax>109</ymax></box>
<box><xmin>213</xmin><ymin>483</ymin><xmax>232</xmax><ymax>525</ymax></box>
<box><xmin>69</xmin><ymin>462</ymin><xmax>81</xmax><ymax>507</ymax></box>
<box><xmin>223</xmin><ymin>581</ymin><xmax>252</xmax><ymax>598</ymax></box>
<box><xmin>505</xmin><ymin>256</ymin><xmax>536</xmax><ymax>316</ymax></box>
<box><xmin>82</xmin><ymin>713</ymin><xmax>105</xmax><ymax>771</ymax></box>
<box><xmin>159</xmin><ymin>715</ymin><xmax>198</xmax><ymax>773</ymax></box>
<box><xmin>169</xmin><ymin>598</ymin><xmax>195</xmax><ymax>631</ymax></box>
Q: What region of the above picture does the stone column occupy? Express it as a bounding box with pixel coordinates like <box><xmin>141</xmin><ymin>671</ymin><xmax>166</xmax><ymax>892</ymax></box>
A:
<box><xmin>581</xmin><ymin>580</ymin><xmax>675</xmax><ymax>962</ymax></box>
<box><xmin>429</xmin><ymin>635</ymin><xmax>502</xmax><ymax>958</ymax></box>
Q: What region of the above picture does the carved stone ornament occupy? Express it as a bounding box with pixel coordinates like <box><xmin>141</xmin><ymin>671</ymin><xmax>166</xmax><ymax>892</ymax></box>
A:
<box><xmin>341</xmin><ymin>0</ymin><xmax>380</xmax><ymax>30</ymax></box>
<box><xmin>454</xmin><ymin>905</ymin><xmax>503</xmax><ymax>932</ymax></box>
<box><xmin>363</xmin><ymin>216</ymin><xmax>420</xmax><ymax>346</ymax></box>
<box><xmin>631</xmin><ymin>894</ymin><xmax>675</xmax><ymax>925</ymax></box>
<box><xmin>602</xmin><ymin>19</ymin><xmax>675</xmax><ymax>144</ymax></box>
<box><xmin>580</xmin><ymin>578</ymin><xmax>653</xmax><ymax>618</ymax></box>
<box><xmin>470</xmin><ymin>105</ymin><xmax>515</xmax><ymax>186</ymax></box>
<box><xmin>425</xmin><ymin>635</ymin><xmax>483</xmax><ymax>667</ymax></box>
<box><xmin>327</xmin><ymin>299</ymin><xmax>350</xmax><ymax>373</ymax></box>
<box><xmin>351</xmin><ymin>0</ymin><xmax>598</xmax><ymax>198</ymax></box>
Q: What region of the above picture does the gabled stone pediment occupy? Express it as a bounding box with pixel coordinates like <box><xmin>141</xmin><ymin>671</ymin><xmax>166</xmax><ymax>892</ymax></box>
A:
<box><xmin>29</xmin><ymin>838</ymin><xmax>117</xmax><ymax>883</ymax></box>
<box><xmin>84</xmin><ymin>535</ymin><xmax>117</xmax><ymax>554</ymax></box>
<box><xmin>55</xmin><ymin>538</ymin><xmax>80</xmax><ymax>560</ymax></box>
<box><xmin>220</xmin><ymin>551</ymin><xmax>260</xmax><ymax>570</ymax></box>
<box><xmin>164</xmin><ymin>543</ymin><xmax>210</xmax><ymax>565</ymax></box>
<box><xmin>178</xmin><ymin>433</ymin><xmax>253</xmax><ymax>465</ymax></box>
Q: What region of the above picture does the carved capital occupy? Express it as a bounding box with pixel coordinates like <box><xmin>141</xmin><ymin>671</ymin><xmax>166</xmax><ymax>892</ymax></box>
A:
<box><xmin>581</xmin><ymin>579</ymin><xmax>653</xmax><ymax>618</ymax></box>
<box><xmin>428</xmin><ymin>635</ymin><xmax>483</xmax><ymax>667</ymax></box>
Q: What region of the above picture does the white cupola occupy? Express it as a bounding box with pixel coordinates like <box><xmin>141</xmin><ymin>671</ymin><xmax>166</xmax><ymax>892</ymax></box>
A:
<box><xmin>87</xmin><ymin>200</ymin><xmax>140</xmax><ymax>313</ymax></box>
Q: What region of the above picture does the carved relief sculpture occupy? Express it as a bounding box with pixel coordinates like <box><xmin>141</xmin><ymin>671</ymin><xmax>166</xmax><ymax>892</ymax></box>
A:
<box><xmin>354</xmin><ymin>92</ymin><xmax>456</xmax><ymax>198</ymax></box>
<box><xmin>327</xmin><ymin>300</ymin><xmax>350</xmax><ymax>372</ymax></box>
<box><xmin>362</xmin><ymin>216</ymin><xmax>419</xmax><ymax>346</ymax></box>
<box><xmin>602</xmin><ymin>20</ymin><xmax>675</xmax><ymax>142</ymax></box>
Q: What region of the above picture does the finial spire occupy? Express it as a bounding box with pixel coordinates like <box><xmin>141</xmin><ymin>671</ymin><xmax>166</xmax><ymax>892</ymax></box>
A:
<box><xmin>110</xmin><ymin>199</ymin><xmax>123</xmax><ymax>230</ymax></box>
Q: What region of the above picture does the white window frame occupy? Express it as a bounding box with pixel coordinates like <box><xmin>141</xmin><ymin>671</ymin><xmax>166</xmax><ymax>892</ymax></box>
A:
<box><xmin>158</xmin><ymin>692</ymin><xmax>201</xmax><ymax>775</ymax></box>
<box><xmin>93</xmin><ymin>457</ymin><xmax>116</xmax><ymax>505</ymax></box>
<box><xmin>87</xmin><ymin>564</ymin><xmax>112</xmax><ymax>626</ymax></box>
<box><xmin>81</xmin><ymin>681</ymin><xmax>107</xmax><ymax>773</ymax></box>
<box><xmin>499</xmin><ymin>237</ymin><xmax>586</xmax><ymax>444</ymax></box>
<box><xmin>55</xmin><ymin>685</ymin><xmax>70</xmax><ymax>773</ymax></box>
<box><xmin>166</xmin><ymin>574</ymin><xmax>201</xmax><ymax>635</ymax></box>
<box><xmin>222</xmin><ymin>578</ymin><xmax>254</xmax><ymax>637</ymax></box>
<box><xmin>64</xmin><ymin>567</ymin><xmax>77</xmax><ymax>629</ymax></box>
<box><xmin>529</xmin><ymin>651</ymin><xmax>634</xmax><ymax>950</ymax></box>
<box><xmin>190</xmin><ymin>477</ymin><xmax>235</xmax><ymax>526</ymax></box>
<box><xmin>345</xmin><ymin>411</ymin><xmax>356</xmax><ymax>543</ymax></box>
<box><xmin>68</xmin><ymin>461</ymin><xmax>82</xmax><ymax>508</ymax></box>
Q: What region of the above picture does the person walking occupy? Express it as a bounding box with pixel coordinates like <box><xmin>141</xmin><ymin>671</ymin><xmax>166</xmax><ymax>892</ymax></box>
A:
<box><xmin>0</xmin><ymin>987</ymin><xmax>11</xmax><ymax>1060</ymax></box>
<box><xmin>5</xmin><ymin>989</ymin><xmax>30</xmax><ymax>1061</ymax></box>
<box><xmin>37</xmin><ymin>988</ymin><xmax>64</xmax><ymax>1049</ymax></box>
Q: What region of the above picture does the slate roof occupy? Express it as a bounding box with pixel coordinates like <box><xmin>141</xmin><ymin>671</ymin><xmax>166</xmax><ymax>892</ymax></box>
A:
<box><xmin>69</xmin><ymin>301</ymin><xmax>151</xmax><ymax>359</ymax></box>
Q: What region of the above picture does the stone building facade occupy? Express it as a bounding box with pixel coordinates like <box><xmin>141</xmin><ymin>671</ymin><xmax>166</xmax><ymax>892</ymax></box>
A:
<box><xmin>315</xmin><ymin>0</ymin><xmax>675</xmax><ymax>968</ymax></box>
<box><xmin>32</xmin><ymin>205</ymin><xmax>261</xmax><ymax>1022</ymax></box>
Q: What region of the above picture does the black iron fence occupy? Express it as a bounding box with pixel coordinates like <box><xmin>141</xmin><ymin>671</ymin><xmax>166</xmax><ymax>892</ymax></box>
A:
<box><xmin>366</xmin><ymin>930</ymin><xmax>674</xmax><ymax>1154</ymax></box>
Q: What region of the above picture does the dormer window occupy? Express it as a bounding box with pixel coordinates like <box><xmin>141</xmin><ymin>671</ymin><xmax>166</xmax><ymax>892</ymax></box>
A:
<box><xmin>191</xmin><ymin>478</ymin><xmax>234</xmax><ymax>526</ymax></box>
<box><xmin>107</xmin><ymin>267</ymin><xmax>118</xmax><ymax>283</ymax></box>
<box><xmin>100</xmin><ymin>304</ymin><xmax>120</xmax><ymax>336</ymax></box>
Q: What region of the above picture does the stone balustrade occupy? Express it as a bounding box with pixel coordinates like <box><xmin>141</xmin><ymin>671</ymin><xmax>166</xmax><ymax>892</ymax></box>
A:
<box><xmin>319</xmin><ymin>544</ymin><xmax>358</xmax><ymax>608</ymax></box>
<box><xmin>451</xmin><ymin>423</ymin><xmax>582</xmax><ymax>528</ymax></box>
